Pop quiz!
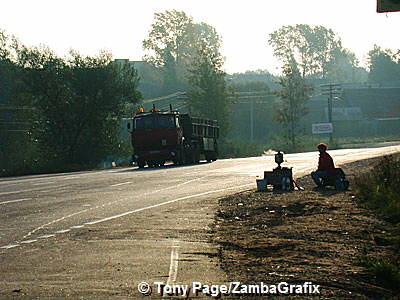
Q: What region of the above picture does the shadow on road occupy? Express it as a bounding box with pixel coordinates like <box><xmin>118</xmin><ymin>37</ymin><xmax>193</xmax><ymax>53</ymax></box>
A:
<box><xmin>113</xmin><ymin>161</ymin><xmax>211</xmax><ymax>173</ymax></box>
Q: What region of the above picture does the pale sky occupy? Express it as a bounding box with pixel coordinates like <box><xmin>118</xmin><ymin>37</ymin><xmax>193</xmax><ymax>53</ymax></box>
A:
<box><xmin>1</xmin><ymin>0</ymin><xmax>399</xmax><ymax>74</ymax></box>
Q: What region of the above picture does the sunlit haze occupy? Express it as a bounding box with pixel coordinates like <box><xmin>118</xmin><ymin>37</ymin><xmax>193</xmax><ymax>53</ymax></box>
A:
<box><xmin>1</xmin><ymin>0</ymin><xmax>399</xmax><ymax>74</ymax></box>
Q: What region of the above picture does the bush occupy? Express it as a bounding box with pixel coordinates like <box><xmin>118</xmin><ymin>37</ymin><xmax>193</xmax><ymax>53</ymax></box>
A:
<box><xmin>218</xmin><ymin>135</ymin><xmax>337</xmax><ymax>159</ymax></box>
<box><xmin>219</xmin><ymin>139</ymin><xmax>266</xmax><ymax>158</ymax></box>
<box><xmin>358</xmin><ymin>258</ymin><xmax>400</xmax><ymax>291</ymax></box>
<box><xmin>353</xmin><ymin>155</ymin><xmax>400</xmax><ymax>223</ymax></box>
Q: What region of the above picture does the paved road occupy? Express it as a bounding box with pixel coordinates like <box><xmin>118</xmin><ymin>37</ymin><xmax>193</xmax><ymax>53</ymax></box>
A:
<box><xmin>0</xmin><ymin>145</ymin><xmax>399</xmax><ymax>298</ymax></box>
<box><xmin>1</xmin><ymin>144</ymin><xmax>399</xmax><ymax>251</ymax></box>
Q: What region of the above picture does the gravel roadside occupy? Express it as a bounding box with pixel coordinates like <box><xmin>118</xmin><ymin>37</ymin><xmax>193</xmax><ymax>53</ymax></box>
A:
<box><xmin>212</xmin><ymin>155</ymin><xmax>399</xmax><ymax>299</ymax></box>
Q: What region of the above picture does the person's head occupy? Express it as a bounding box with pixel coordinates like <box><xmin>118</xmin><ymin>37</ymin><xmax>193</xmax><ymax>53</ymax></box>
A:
<box><xmin>317</xmin><ymin>143</ymin><xmax>327</xmax><ymax>153</ymax></box>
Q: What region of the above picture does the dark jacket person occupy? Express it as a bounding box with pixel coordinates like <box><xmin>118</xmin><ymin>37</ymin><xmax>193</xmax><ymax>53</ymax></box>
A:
<box><xmin>311</xmin><ymin>143</ymin><xmax>335</xmax><ymax>187</ymax></box>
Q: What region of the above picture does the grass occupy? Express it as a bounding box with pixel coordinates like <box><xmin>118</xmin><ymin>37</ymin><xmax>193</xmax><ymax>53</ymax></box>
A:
<box><xmin>219</xmin><ymin>135</ymin><xmax>400</xmax><ymax>158</ymax></box>
<box><xmin>337</xmin><ymin>135</ymin><xmax>400</xmax><ymax>145</ymax></box>
<box><xmin>353</xmin><ymin>155</ymin><xmax>400</xmax><ymax>222</ymax></box>
<box><xmin>357</xmin><ymin>258</ymin><xmax>400</xmax><ymax>292</ymax></box>
<box><xmin>353</xmin><ymin>155</ymin><xmax>400</xmax><ymax>294</ymax></box>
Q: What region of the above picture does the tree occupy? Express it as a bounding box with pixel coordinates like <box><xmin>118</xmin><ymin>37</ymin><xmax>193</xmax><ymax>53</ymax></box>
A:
<box><xmin>274</xmin><ymin>60</ymin><xmax>313</xmax><ymax>152</ymax></box>
<box><xmin>143</xmin><ymin>10</ymin><xmax>223</xmax><ymax>93</ymax></box>
<box><xmin>186</xmin><ymin>46</ymin><xmax>232</xmax><ymax>137</ymax></box>
<box><xmin>0</xmin><ymin>30</ymin><xmax>35</xmax><ymax>175</ymax></box>
<box><xmin>14</xmin><ymin>45</ymin><xmax>142</xmax><ymax>170</ymax></box>
<box><xmin>229</xmin><ymin>81</ymin><xmax>270</xmax><ymax>93</ymax></box>
<box><xmin>325</xmin><ymin>48</ymin><xmax>368</xmax><ymax>83</ymax></box>
<box><xmin>134</xmin><ymin>62</ymin><xmax>164</xmax><ymax>98</ymax></box>
<box><xmin>142</xmin><ymin>10</ymin><xmax>193</xmax><ymax>93</ymax></box>
<box><xmin>228</xmin><ymin>70</ymin><xmax>280</xmax><ymax>90</ymax></box>
<box><xmin>268</xmin><ymin>24</ymin><xmax>342</xmax><ymax>79</ymax></box>
<box><xmin>367</xmin><ymin>45</ymin><xmax>400</xmax><ymax>84</ymax></box>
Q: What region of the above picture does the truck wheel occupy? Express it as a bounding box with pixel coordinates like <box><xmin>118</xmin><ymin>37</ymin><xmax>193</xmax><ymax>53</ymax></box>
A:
<box><xmin>137</xmin><ymin>160</ymin><xmax>145</xmax><ymax>168</ymax></box>
<box><xmin>205</xmin><ymin>151</ymin><xmax>212</xmax><ymax>163</ymax></box>
<box><xmin>184</xmin><ymin>152</ymin><xmax>193</xmax><ymax>164</ymax></box>
<box><xmin>174</xmin><ymin>149</ymin><xmax>184</xmax><ymax>165</ymax></box>
<box><xmin>194</xmin><ymin>146</ymin><xmax>200</xmax><ymax>163</ymax></box>
<box><xmin>211</xmin><ymin>151</ymin><xmax>218</xmax><ymax>161</ymax></box>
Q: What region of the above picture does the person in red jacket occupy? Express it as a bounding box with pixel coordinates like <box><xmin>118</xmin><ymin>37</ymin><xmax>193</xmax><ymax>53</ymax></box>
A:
<box><xmin>311</xmin><ymin>143</ymin><xmax>336</xmax><ymax>187</ymax></box>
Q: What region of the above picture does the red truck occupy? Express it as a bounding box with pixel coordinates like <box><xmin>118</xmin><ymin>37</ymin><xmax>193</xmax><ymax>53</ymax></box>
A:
<box><xmin>128</xmin><ymin>108</ymin><xmax>219</xmax><ymax>168</ymax></box>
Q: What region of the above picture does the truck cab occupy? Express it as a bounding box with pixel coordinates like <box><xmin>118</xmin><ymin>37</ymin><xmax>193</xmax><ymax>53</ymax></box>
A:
<box><xmin>129</xmin><ymin>108</ymin><xmax>219</xmax><ymax>168</ymax></box>
<box><xmin>131</xmin><ymin>110</ymin><xmax>182</xmax><ymax>168</ymax></box>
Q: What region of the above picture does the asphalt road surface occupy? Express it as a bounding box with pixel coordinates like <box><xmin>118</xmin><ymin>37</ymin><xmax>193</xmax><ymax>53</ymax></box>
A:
<box><xmin>0</xmin><ymin>144</ymin><xmax>399</xmax><ymax>298</ymax></box>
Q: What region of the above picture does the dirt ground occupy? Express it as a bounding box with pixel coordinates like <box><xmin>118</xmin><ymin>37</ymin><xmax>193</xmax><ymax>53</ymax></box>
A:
<box><xmin>212</xmin><ymin>155</ymin><xmax>399</xmax><ymax>299</ymax></box>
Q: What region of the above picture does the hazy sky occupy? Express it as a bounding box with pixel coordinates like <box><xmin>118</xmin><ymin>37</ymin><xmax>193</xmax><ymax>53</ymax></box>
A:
<box><xmin>1</xmin><ymin>0</ymin><xmax>399</xmax><ymax>74</ymax></box>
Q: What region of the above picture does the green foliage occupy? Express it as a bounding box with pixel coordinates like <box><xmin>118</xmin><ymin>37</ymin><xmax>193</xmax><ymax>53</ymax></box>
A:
<box><xmin>367</xmin><ymin>45</ymin><xmax>400</xmax><ymax>84</ymax></box>
<box><xmin>142</xmin><ymin>10</ymin><xmax>223</xmax><ymax>94</ymax></box>
<box><xmin>17</xmin><ymin>48</ymin><xmax>141</xmax><ymax>170</ymax></box>
<box><xmin>186</xmin><ymin>46</ymin><xmax>232</xmax><ymax>137</ymax></box>
<box><xmin>353</xmin><ymin>155</ymin><xmax>400</xmax><ymax>296</ymax></box>
<box><xmin>218</xmin><ymin>139</ymin><xmax>266</xmax><ymax>158</ymax></box>
<box><xmin>142</xmin><ymin>10</ymin><xmax>193</xmax><ymax>69</ymax></box>
<box><xmin>0</xmin><ymin>30</ymin><xmax>37</xmax><ymax>176</ymax></box>
<box><xmin>0</xmin><ymin>29</ymin><xmax>142</xmax><ymax>175</ymax></box>
<box><xmin>354</xmin><ymin>155</ymin><xmax>400</xmax><ymax>223</ymax></box>
<box><xmin>134</xmin><ymin>62</ymin><xmax>164</xmax><ymax>98</ymax></box>
<box><xmin>325</xmin><ymin>48</ymin><xmax>368</xmax><ymax>83</ymax></box>
<box><xmin>358</xmin><ymin>258</ymin><xmax>400</xmax><ymax>292</ymax></box>
<box><xmin>218</xmin><ymin>135</ymin><xmax>399</xmax><ymax>159</ymax></box>
<box><xmin>228</xmin><ymin>69</ymin><xmax>276</xmax><ymax>81</ymax></box>
<box><xmin>142</xmin><ymin>9</ymin><xmax>191</xmax><ymax>93</ymax></box>
<box><xmin>229</xmin><ymin>80</ymin><xmax>270</xmax><ymax>93</ymax></box>
<box><xmin>268</xmin><ymin>24</ymin><xmax>342</xmax><ymax>79</ymax></box>
<box><xmin>273</xmin><ymin>61</ymin><xmax>313</xmax><ymax>152</ymax></box>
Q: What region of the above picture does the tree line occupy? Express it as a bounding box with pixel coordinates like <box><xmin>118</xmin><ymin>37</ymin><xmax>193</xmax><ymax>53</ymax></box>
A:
<box><xmin>138</xmin><ymin>13</ymin><xmax>400</xmax><ymax>151</ymax></box>
<box><xmin>0</xmin><ymin>31</ymin><xmax>142</xmax><ymax>175</ymax></box>
<box><xmin>1</xmin><ymin>10</ymin><xmax>400</xmax><ymax>175</ymax></box>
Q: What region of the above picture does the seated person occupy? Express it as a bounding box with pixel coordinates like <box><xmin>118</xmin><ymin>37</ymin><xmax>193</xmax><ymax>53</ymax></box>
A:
<box><xmin>311</xmin><ymin>143</ymin><xmax>336</xmax><ymax>188</ymax></box>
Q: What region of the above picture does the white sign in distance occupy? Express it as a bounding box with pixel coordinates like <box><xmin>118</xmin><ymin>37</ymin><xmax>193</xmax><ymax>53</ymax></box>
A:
<box><xmin>312</xmin><ymin>123</ymin><xmax>333</xmax><ymax>134</ymax></box>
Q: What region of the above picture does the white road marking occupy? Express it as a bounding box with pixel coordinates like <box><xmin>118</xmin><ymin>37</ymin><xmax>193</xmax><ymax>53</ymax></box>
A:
<box><xmin>22</xmin><ymin>210</ymin><xmax>89</xmax><ymax>240</ymax></box>
<box><xmin>0</xmin><ymin>173</ymin><xmax>85</xmax><ymax>186</ymax></box>
<box><xmin>1</xmin><ymin>182</ymin><xmax>254</xmax><ymax>250</ymax></box>
<box><xmin>32</xmin><ymin>181</ymin><xmax>55</xmax><ymax>185</ymax></box>
<box><xmin>167</xmin><ymin>241</ymin><xmax>180</xmax><ymax>285</ymax></box>
<box><xmin>110</xmin><ymin>181</ymin><xmax>132</xmax><ymax>187</ymax></box>
<box><xmin>55</xmin><ymin>229</ymin><xmax>71</xmax><ymax>234</ymax></box>
<box><xmin>0</xmin><ymin>198</ymin><xmax>32</xmax><ymax>205</ymax></box>
<box><xmin>20</xmin><ymin>239</ymin><xmax>37</xmax><ymax>244</ymax></box>
<box><xmin>0</xmin><ymin>244</ymin><xmax>20</xmax><ymax>249</ymax></box>
<box><xmin>2</xmin><ymin>145</ymin><xmax>400</xmax><ymax>252</ymax></box>
<box><xmin>0</xmin><ymin>186</ymin><xmax>66</xmax><ymax>196</ymax></box>
<box><xmin>62</xmin><ymin>176</ymin><xmax>82</xmax><ymax>180</ymax></box>
<box><xmin>84</xmin><ymin>183</ymin><xmax>253</xmax><ymax>226</ymax></box>
<box><xmin>19</xmin><ymin>177</ymin><xmax>209</xmax><ymax>243</ymax></box>
<box><xmin>2</xmin><ymin>177</ymin><xmax>207</xmax><ymax>251</ymax></box>
<box><xmin>37</xmin><ymin>234</ymin><xmax>55</xmax><ymax>239</ymax></box>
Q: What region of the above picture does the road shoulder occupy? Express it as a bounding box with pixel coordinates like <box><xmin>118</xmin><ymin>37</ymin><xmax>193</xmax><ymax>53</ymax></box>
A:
<box><xmin>212</xmin><ymin>155</ymin><xmax>399</xmax><ymax>299</ymax></box>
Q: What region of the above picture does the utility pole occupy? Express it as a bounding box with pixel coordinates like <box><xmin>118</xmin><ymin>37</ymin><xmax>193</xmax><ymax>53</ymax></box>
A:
<box><xmin>320</xmin><ymin>83</ymin><xmax>342</xmax><ymax>144</ymax></box>
<box><xmin>231</xmin><ymin>91</ymin><xmax>272</xmax><ymax>142</ymax></box>
<box><xmin>250</xmin><ymin>99</ymin><xmax>254</xmax><ymax>141</ymax></box>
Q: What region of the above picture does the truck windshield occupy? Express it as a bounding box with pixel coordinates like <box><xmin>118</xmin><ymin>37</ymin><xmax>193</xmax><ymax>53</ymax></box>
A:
<box><xmin>134</xmin><ymin>115</ymin><xmax>175</xmax><ymax>130</ymax></box>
